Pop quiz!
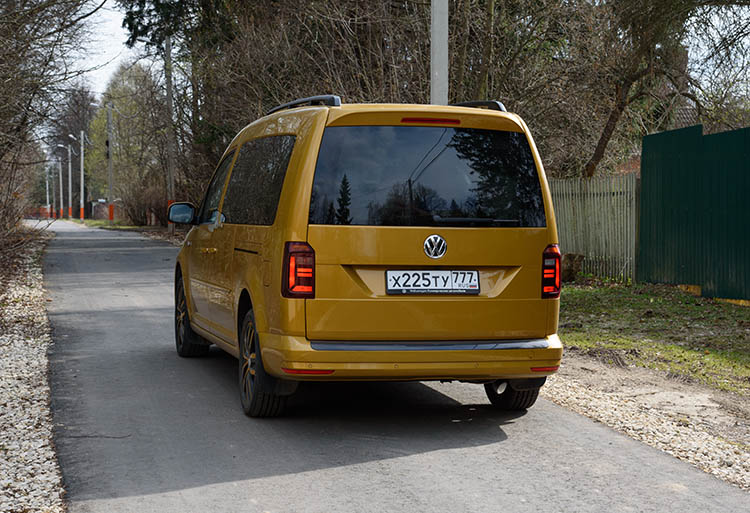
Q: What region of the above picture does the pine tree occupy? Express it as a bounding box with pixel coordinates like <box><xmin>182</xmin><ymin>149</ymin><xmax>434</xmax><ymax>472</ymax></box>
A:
<box><xmin>335</xmin><ymin>174</ymin><xmax>353</xmax><ymax>225</ymax></box>
<box><xmin>325</xmin><ymin>201</ymin><xmax>336</xmax><ymax>224</ymax></box>
<box><xmin>449</xmin><ymin>199</ymin><xmax>463</xmax><ymax>217</ymax></box>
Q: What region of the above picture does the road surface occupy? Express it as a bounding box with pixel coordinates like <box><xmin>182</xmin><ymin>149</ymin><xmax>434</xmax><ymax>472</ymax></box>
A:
<box><xmin>45</xmin><ymin>220</ymin><xmax>747</xmax><ymax>512</ymax></box>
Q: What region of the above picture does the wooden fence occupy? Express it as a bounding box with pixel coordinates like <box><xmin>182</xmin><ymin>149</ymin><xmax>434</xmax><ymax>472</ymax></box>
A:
<box><xmin>549</xmin><ymin>174</ymin><xmax>638</xmax><ymax>281</ymax></box>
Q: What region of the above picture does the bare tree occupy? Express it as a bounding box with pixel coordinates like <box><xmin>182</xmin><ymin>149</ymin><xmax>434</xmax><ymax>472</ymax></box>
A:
<box><xmin>86</xmin><ymin>61</ymin><xmax>169</xmax><ymax>225</ymax></box>
<box><xmin>690</xmin><ymin>4</ymin><xmax>750</xmax><ymax>132</ymax></box>
<box><xmin>0</xmin><ymin>0</ymin><xmax>106</xmax><ymax>240</ymax></box>
<box><xmin>114</xmin><ymin>0</ymin><xmax>750</xmax><ymax>190</ymax></box>
<box><xmin>580</xmin><ymin>0</ymin><xmax>750</xmax><ymax>177</ymax></box>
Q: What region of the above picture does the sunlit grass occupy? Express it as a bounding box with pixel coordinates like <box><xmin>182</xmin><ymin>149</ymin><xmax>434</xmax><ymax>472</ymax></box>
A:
<box><xmin>559</xmin><ymin>281</ymin><xmax>750</xmax><ymax>395</ymax></box>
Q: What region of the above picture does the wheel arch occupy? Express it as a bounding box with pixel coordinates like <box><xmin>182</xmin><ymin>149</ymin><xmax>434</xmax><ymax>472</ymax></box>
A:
<box><xmin>236</xmin><ymin>289</ymin><xmax>252</xmax><ymax>346</ymax></box>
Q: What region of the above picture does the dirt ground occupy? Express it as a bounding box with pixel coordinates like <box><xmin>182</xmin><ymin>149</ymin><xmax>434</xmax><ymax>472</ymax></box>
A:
<box><xmin>560</xmin><ymin>347</ymin><xmax>749</xmax><ymax>442</ymax></box>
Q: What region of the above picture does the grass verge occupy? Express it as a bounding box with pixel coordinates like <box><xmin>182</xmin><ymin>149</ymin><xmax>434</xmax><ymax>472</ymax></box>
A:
<box><xmin>71</xmin><ymin>218</ymin><xmax>165</xmax><ymax>231</ymax></box>
<box><xmin>559</xmin><ymin>280</ymin><xmax>750</xmax><ymax>396</ymax></box>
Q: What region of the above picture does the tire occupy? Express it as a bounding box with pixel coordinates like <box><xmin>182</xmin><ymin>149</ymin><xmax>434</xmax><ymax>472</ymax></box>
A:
<box><xmin>484</xmin><ymin>380</ymin><xmax>540</xmax><ymax>410</ymax></box>
<box><xmin>175</xmin><ymin>276</ymin><xmax>210</xmax><ymax>357</ymax></box>
<box><xmin>238</xmin><ymin>309</ymin><xmax>287</xmax><ymax>417</ymax></box>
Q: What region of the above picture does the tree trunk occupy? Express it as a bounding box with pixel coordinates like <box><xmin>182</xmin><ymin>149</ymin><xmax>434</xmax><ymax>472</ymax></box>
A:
<box><xmin>583</xmin><ymin>81</ymin><xmax>632</xmax><ymax>178</ymax></box>
<box><xmin>454</xmin><ymin>0</ymin><xmax>471</xmax><ymax>102</ymax></box>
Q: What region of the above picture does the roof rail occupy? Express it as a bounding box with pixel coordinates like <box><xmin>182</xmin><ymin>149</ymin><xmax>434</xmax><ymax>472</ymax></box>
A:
<box><xmin>450</xmin><ymin>100</ymin><xmax>507</xmax><ymax>112</ymax></box>
<box><xmin>266</xmin><ymin>95</ymin><xmax>342</xmax><ymax>116</ymax></box>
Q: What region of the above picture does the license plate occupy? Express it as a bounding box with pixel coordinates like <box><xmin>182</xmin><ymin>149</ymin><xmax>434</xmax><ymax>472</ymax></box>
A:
<box><xmin>385</xmin><ymin>270</ymin><xmax>480</xmax><ymax>295</ymax></box>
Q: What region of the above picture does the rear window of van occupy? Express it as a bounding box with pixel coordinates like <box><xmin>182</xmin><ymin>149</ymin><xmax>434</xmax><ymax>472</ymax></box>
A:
<box><xmin>308</xmin><ymin>125</ymin><xmax>546</xmax><ymax>227</ymax></box>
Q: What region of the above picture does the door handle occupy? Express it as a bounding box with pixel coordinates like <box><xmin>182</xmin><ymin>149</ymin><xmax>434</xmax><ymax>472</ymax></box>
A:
<box><xmin>200</xmin><ymin>247</ymin><xmax>217</xmax><ymax>254</ymax></box>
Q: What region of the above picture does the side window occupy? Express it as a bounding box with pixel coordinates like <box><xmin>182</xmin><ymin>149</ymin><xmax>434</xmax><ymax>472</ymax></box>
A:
<box><xmin>197</xmin><ymin>151</ymin><xmax>235</xmax><ymax>224</ymax></box>
<box><xmin>222</xmin><ymin>135</ymin><xmax>296</xmax><ymax>225</ymax></box>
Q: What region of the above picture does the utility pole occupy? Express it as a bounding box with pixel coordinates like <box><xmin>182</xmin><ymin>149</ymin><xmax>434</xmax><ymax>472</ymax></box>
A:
<box><xmin>107</xmin><ymin>102</ymin><xmax>114</xmax><ymax>225</ymax></box>
<box><xmin>56</xmin><ymin>144</ymin><xmax>67</xmax><ymax>218</ymax></box>
<box><xmin>58</xmin><ymin>159</ymin><xmax>64</xmax><ymax>219</ymax></box>
<box><xmin>45</xmin><ymin>166</ymin><xmax>50</xmax><ymax>218</ymax></box>
<box><xmin>51</xmin><ymin>165</ymin><xmax>56</xmax><ymax>219</ymax></box>
<box><xmin>70</xmin><ymin>132</ymin><xmax>85</xmax><ymax>220</ymax></box>
<box><xmin>165</xmin><ymin>34</ymin><xmax>176</xmax><ymax>234</ymax></box>
<box><xmin>430</xmin><ymin>0</ymin><xmax>449</xmax><ymax>105</ymax></box>
<box><xmin>79</xmin><ymin>130</ymin><xmax>84</xmax><ymax>220</ymax></box>
<box><xmin>67</xmin><ymin>144</ymin><xmax>72</xmax><ymax>218</ymax></box>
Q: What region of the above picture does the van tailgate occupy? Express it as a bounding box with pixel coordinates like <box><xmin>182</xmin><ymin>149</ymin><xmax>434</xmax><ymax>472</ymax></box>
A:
<box><xmin>306</xmin><ymin>225</ymin><xmax>550</xmax><ymax>341</ymax></box>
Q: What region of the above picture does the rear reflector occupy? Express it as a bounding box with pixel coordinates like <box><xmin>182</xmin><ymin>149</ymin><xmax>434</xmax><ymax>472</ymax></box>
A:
<box><xmin>401</xmin><ymin>117</ymin><xmax>461</xmax><ymax>125</ymax></box>
<box><xmin>281</xmin><ymin>368</ymin><xmax>334</xmax><ymax>375</ymax></box>
<box><xmin>282</xmin><ymin>241</ymin><xmax>315</xmax><ymax>298</ymax></box>
<box><xmin>542</xmin><ymin>244</ymin><xmax>561</xmax><ymax>299</ymax></box>
<box><xmin>531</xmin><ymin>366</ymin><xmax>559</xmax><ymax>372</ymax></box>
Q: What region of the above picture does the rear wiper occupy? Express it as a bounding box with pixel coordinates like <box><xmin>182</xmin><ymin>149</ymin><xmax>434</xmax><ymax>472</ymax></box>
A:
<box><xmin>432</xmin><ymin>215</ymin><xmax>520</xmax><ymax>226</ymax></box>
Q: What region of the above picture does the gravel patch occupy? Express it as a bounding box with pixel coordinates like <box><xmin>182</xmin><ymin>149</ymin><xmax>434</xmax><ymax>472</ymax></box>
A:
<box><xmin>0</xmin><ymin>234</ymin><xmax>65</xmax><ymax>513</ymax></box>
<box><xmin>542</xmin><ymin>353</ymin><xmax>750</xmax><ymax>491</ymax></box>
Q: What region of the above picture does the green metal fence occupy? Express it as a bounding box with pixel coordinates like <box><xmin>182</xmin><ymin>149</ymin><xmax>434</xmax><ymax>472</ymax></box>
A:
<box><xmin>638</xmin><ymin>125</ymin><xmax>750</xmax><ymax>300</ymax></box>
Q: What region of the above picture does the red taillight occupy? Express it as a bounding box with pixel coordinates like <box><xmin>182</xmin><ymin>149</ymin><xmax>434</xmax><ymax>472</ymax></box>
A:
<box><xmin>400</xmin><ymin>117</ymin><xmax>461</xmax><ymax>125</ymax></box>
<box><xmin>282</xmin><ymin>241</ymin><xmax>315</xmax><ymax>298</ymax></box>
<box><xmin>542</xmin><ymin>244</ymin><xmax>561</xmax><ymax>299</ymax></box>
<box><xmin>531</xmin><ymin>366</ymin><xmax>559</xmax><ymax>372</ymax></box>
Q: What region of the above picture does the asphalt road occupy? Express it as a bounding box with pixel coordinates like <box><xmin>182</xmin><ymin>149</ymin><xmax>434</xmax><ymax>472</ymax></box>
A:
<box><xmin>45</xmin><ymin>220</ymin><xmax>747</xmax><ymax>512</ymax></box>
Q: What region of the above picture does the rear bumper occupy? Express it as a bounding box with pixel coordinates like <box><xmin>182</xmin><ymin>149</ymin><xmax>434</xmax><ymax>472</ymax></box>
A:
<box><xmin>260</xmin><ymin>333</ymin><xmax>562</xmax><ymax>381</ymax></box>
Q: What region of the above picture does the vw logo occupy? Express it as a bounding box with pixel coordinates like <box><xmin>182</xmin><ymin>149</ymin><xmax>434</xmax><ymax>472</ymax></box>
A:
<box><xmin>424</xmin><ymin>234</ymin><xmax>447</xmax><ymax>259</ymax></box>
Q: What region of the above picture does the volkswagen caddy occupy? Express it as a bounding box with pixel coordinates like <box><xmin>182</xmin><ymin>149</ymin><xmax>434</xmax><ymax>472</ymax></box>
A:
<box><xmin>168</xmin><ymin>96</ymin><xmax>562</xmax><ymax>417</ymax></box>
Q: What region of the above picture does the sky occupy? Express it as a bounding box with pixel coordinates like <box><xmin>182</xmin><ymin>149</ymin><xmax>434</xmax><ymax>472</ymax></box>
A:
<box><xmin>82</xmin><ymin>1</ymin><xmax>135</xmax><ymax>96</ymax></box>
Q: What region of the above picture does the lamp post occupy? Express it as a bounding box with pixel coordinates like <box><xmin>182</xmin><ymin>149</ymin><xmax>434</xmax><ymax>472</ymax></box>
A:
<box><xmin>45</xmin><ymin>166</ymin><xmax>50</xmax><ymax>218</ymax></box>
<box><xmin>69</xmin><ymin>131</ymin><xmax>85</xmax><ymax>220</ymax></box>
<box><xmin>55</xmin><ymin>144</ymin><xmax>68</xmax><ymax>218</ymax></box>
<box><xmin>51</xmin><ymin>164</ymin><xmax>56</xmax><ymax>219</ymax></box>
<box><xmin>67</xmin><ymin>144</ymin><xmax>72</xmax><ymax>217</ymax></box>
<box><xmin>107</xmin><ymin>102</ymin><xmax>114</xmax><ymax>225</ymax></box>
<box><xmin>58</xmin><ymin>158</ymin><xmax>63</xmax><ymax>219</ymax></box>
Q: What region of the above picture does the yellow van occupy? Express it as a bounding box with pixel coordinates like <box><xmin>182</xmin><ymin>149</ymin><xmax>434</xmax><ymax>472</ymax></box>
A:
<box><xmin>168</xmin><ymin>96</ymin><xmax>562</xmax><ymax>417</ymax></box>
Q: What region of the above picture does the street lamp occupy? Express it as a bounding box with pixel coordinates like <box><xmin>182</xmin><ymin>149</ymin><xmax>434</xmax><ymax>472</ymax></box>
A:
<box><xmin>50</xmin><ymin>164</ymin><xmax>56</xmax><ymax>219</ymax></box>
<box><xmin>44</xmin><ymin>165</ymin><xmax>50</xmax><ymax>218</ymax></box>
<box><xmin>55</xmin><ymin>144</ymin><xmax>68</xmax><ymax>218</ymax></box>
<box><xmin>69</xmin><ymin>131</ymin><xmax>86</xmax><ymax>221</ymax></box>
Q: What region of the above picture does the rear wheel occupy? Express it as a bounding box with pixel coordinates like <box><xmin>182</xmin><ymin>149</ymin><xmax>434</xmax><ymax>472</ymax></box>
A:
<box><xmin>484</xmin><ymin>380</ymin><xmax>540</xmax><ymax>410</ymax></box>
<box><xmin>175</xmin><ymin>276</ymin><xmax>210</xmax><ymax>357</ymax></box>
<box><xmin>239</xmin><ymin>309</ymin><xmax>287</xmax><ymax>417</ymax></box>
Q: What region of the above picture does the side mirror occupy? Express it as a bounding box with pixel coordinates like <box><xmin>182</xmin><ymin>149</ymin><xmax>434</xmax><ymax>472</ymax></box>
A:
<box><xmin>168</xmin><ymin>202</ymin><xmax>196</xmax><ymax>224</ymax></box>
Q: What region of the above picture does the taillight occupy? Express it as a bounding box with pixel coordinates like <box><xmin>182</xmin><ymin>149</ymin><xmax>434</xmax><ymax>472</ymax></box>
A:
<box><xmin>542</xmin><ymin>244</ymin><xmax>561</xmax><ymax>299</ymax></box>
<box><xmin>531</xmin><ymin>366</ymin><xmax>560</xmax><ymax>372</ymax></box>
<box><xmin>282</xmin><ymin>241</ymin><xmax>315</xmax><ymax>298</ymax></box>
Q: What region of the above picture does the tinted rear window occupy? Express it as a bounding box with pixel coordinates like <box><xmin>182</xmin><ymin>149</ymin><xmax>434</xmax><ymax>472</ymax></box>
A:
<box><xmin>308</xmin><ymin>126</ymin><xmax>546</xmax><ymax>227</ymax></box>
